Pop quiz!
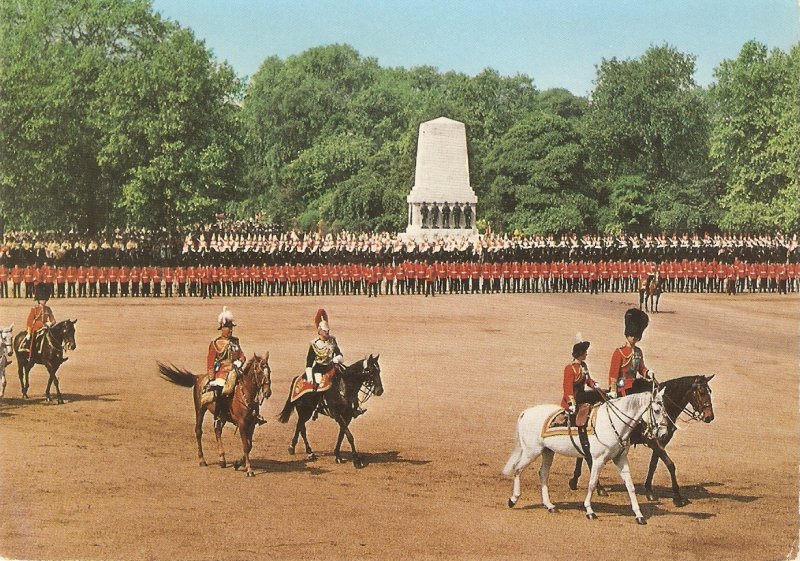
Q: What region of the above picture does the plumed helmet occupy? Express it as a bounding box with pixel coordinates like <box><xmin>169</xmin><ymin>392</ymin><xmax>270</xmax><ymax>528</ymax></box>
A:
<box><xmin>624</xmin><ymin>308</ymin><xmax>649</xmax><ymax>340</ymax></box>
<box><xmin>314</xmin><ymin>309</ymin><xmax>329</xmax><ymax>332</ymax></box>
<box><xmin>217</xmin><ymin>306</ymin><xmax>235</xmax><ymax>330</ymax></box>
<box><xmin>572</xmin><ymin>340</ymin><xmax>590</xmax><ymax>358</ymax></box>
<box><xmin>34</xmin><ymin>283</ymin><xmax>52</xmax><ymax>303</ymax></box>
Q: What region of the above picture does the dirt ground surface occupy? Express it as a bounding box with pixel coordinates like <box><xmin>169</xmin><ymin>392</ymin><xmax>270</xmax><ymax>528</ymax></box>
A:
<box><xmin>0</xmin><ymin>291</ymin><xmax>798</xmax><ymax>561</ymax></box>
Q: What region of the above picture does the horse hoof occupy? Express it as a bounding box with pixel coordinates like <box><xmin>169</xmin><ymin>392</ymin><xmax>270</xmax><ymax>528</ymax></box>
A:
<box><xmin>635</xmin><ymin>517</ymin><xmax>647</xmax><ymax>525</ymax></box>
<box><xmin>288</xmin><ymin>447</ymin><xmax>296</xmax><ymax>455</ymax></box>
<box><xmin>646</xmin><ymin>492</ymin><xmax>656</xmax><ymax>502</ymax></box>
<box><xmin>597</xmin><ymin>487</ymin><xmax>608</xmax><ymax>497</ymax></box>
<box><xmin>586</xmin><ymin>513</ymin><xmax>597</xmax><ymax>520</ymax></box>
<box><xmin>674</xmin><ymin>497</ymin><xmax>690</xmax><ymax>507</ymax></box>
<box><xmin>246</xmin><ymin>471</ymin><xmax>255</xmax><ymax>478</ymax></box>
<box><xmin>219</xmin><ymin>461</ymin><xmax>226</xmax><ymax>468</ymax></box>
<box><xmin>546</xmin><ymin>506</ymin><xmax>557</xmax><ymax>513</ymax></box>
<box><xmin>508</xmin><ymin>498</ymin><xmax>517</xmax><ymax>508</ymax></box>
<box><xmin>233</xmin><ymin>461</ymin><xmax>240</xmax><ymax>471</ymax></box>
<box><xmin>335</xmin><ymin>456</ymin><xmax>345</xmax><ymax>464</ymax></box>
<box><xmin>306</xmin><ymin>453</ymin><xmax>316</xmax><ymax>461</ymax></box>
<box><xmin>354</xmin><ymin>461</ymin><xmax>364</xmax><ymax>469</ymax></box>
<box><xmin>199</xmin><ymin>460</ymin><xmax>208</xmax><ymax>467</ymax></box>
<box><xmin>568</xmin><ymin>479</ymin><xmax>578</xmax><ymax>491</ymax></box>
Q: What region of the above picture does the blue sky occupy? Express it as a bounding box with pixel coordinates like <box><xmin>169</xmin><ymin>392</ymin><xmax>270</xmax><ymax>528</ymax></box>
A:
<box><xmin>151</xmin><ymin>0</ymin><xmax>798</xmax><ymax>96</ymax></box>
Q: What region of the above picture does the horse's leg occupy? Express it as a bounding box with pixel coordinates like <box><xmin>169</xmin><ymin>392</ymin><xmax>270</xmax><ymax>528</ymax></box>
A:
<box><xmin>196</xmin><ymin>404</ymin><xmax>208</xmax><ymax>467</ymax></box>
<box><xmin>645</xmin><ymin>441</ymin><xmax>687</xmax><ymax>506</ymax></box>
<box><xmin>213</xmin><ymin>412</ymin><xmax>226</xmax><ymax>468</ymax></box>
<box><xmin>539</xmin><ymin>448</ymin><xmax>557</xmax><ymax>512</ymax></box>
<box><xmin>333</xmin><ymin>415</ymin><xmax>362</xmax><ymax>468</ymax></box>
<box><xmin>569</xmin><ymin>458</ymin><xmax>582</xmax><ymax>490</ymax></box>
<box><xmin>48</xmin><ymin>365</ymin><xmax>63</xmax><ymax>404</ymax></box>
<box><xmin>613</xmin><ymin>451</ymin><xmax>646</xmax><ymax>524</ymax></box>
<box><xmin>583</xmin><ymin>456</ymin><xmax>604</xmax><ymax>520</ymax></box>
<box><xmin>236</xmin><ymin>422</ymin><xmax>255</xmax><ymax>477</ymax></box>
<box><xmin>508</xmin><ymin>445</ymin><xmax>540</xmax><ymax>508</ymax></box>
<box><xmin>292</xmin><ymin>404</ymin><xmax>315</xmax><ymax>460</ymax></box>
<box><xmin>18</xmin><ymin>360</ymin><xmax>28</xmax><ymax>399</ymax></box>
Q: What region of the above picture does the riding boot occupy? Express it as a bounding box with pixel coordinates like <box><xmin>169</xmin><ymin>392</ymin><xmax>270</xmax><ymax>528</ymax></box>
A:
<box><xmin>352</xmin><ymin>404</ymin><xmax>366</xmax><ymax>418</ymax></box>
<box><xmin>578</xmin><ymin>428</ymin><xmax>593</xmax><ymax>471</ymax></box>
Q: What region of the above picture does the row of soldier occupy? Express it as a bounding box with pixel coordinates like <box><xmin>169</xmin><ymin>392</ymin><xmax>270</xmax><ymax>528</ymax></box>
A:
<box><xmin>0</xmin><ymin>259</ymin><xmax>797</xmax><ymax>299</ymax></box>
<box><xmin>2</xmin><ymin>227</ymin><xmax>798</xmax><ymax>268</ymax></box>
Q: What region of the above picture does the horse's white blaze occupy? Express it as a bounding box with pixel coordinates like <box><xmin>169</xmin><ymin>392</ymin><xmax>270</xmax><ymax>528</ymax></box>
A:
<box><xmin>503</xmin><ymin>389</ymin><xmax>665</xmax><ymax>520</ymax></box>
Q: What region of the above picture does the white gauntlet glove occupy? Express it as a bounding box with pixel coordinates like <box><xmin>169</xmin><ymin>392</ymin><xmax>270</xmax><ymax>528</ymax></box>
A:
<box><xmin>332</xmin><ymin>355</ymin><xmax>343</xmax><ymax>365</ymax></box>
<box><xmin>608</xmin><ymin>388</ymin><xmax>618</xmax><ymax>399</ymax></box>
<box><xmin>645</xmin><ymin>369</ymin><xmax>655</xmax><ymax>381</ymax></box>
<box><xmin>305</xmin><ymin>367</ymin><xmax>313</xmax><ymax>382</ymax></box>
<box><xmin>232</xmin><ymin>360</ymin><xmax>243</xmax><ymax>370</ymax></box>
<box><xmin>567</xmin><ymin>403</ymin><xmax>576</xmax><ymax>415</ymax></box>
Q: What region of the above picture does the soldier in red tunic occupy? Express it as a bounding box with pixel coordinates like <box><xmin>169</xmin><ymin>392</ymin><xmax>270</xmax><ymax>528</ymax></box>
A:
<box><xmin>562</xmin><ymin>340</ymin><xmax>603</xmax><ymax>469</ymax></box>
<box><xmin>608</xmin><ymin>308</ymin><xmax>653</xmax><ymax>398</ymax></box>
<box><xmin>21</xmin><ymin>283</ymin><xmax>56</xmax><ymax>358</ymax></box>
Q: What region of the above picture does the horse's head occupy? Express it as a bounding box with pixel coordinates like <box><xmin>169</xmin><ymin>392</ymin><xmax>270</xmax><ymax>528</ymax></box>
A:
<box><xmin>0</xmin><ymin>324</ymin><xmax>13</xmax><ymax>357</ymax></box>
<box><xmin>689</xmin><ymin>374</ymin><xmax>715</xmax><ymax>423</ymax></box>
<box><xmin>247</xmin><ymin>352</ymin><xmax>272</xmax><ymax>401</ymax></box>
<box><xmin>58</xmin><ymin>320</ymin><xmax>78</xmax><ymax>351</ymax></box>
<box><xmin>643</xmin><ymin>387</ymin><xmax>669</xmax><ymax>441</ymax></box>
<box><xmin>363</xmin><ymin>354</ymin><xmax>383</xmax><ymax>397</ymax></box>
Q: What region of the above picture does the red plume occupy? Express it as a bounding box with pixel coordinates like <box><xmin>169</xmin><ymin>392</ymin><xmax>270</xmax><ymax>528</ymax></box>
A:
<box><xmin>314</xmin><ymin>309</ymin><xmax>328</xmax><ymax>327</ymax></box>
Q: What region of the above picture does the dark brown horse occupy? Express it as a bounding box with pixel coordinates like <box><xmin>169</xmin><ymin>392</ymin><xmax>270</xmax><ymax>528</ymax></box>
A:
<box><xmin>158</xmin><ymin>353</ymin><xmax>272</xmax><ymax>477</ymax></box>
<box><xmin>278</xmin><ymin>355</ymin><xmax>383</xmax><ymax>468</ymax></box>
<box><xmin>13</xmin><ymin>319</ymin><xmax>77</xmax><ymax>404</ymax></box>
<box><xmin>569</xmin><ymin>374</ymin><xmax>715</xmax><ymax>506</ymax></box>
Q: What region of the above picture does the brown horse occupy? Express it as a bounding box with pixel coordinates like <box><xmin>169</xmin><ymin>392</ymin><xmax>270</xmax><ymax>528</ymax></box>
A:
<box><xmin>158</xmin><ymin>354</ymin><xmax>272</xmax><ymax>477</ymax></box>
<box><xmin>639</xmin><ymin>274</ymin><xmax>664</xmax><ymax>312</ymax></box>
<box><xmin>13</xmin><ymin>319</ymin><xmax>77</xmax><ymax>404</ymax></box>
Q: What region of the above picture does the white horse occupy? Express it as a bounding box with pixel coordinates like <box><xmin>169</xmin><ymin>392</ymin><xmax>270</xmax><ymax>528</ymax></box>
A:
<box><xmin>0</xmin><ymin>324</ymin><xmax>13</xmax><ymax>399</ymax></box>
<box><xmin>503</xmin><ymin>389</ymin><xmax>667</xmax><ymax>524</ymax></box>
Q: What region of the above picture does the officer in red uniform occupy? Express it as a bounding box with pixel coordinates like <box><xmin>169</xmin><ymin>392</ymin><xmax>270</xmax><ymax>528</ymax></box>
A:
<box><xmin>21</xmin><ymin>283</ymin><xmax>56</xmax><ymax>358</ymax></box>
<box><xmin>608</xmin><ymin>308</ymin><xmax>653</xmax><ymax>397</ymax></box>
<box><xmin>562</xmin><ymin>340</ymin><xmax>604</xmax><ymax>469</ymax></box>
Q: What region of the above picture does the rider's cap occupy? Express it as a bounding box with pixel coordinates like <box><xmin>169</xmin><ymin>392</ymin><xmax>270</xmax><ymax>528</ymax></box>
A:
<box><xmin>315</xmin><ymin>309</ymin><xmax>329</xmax><ymax>332</ymax></box>
<box><xmin>572</xmin><ymin>341</ymin><xmax>590</xmax><ymax>358</ymax></box>
<box><xmin>217</xmin><ymin>306</ymin><xmax>235</xmax><ymax>330</ymax></box>
<box><xmin>624</xmin><ymin>308</ymin><xmax>649</xmax><ymax>340</ymax></box>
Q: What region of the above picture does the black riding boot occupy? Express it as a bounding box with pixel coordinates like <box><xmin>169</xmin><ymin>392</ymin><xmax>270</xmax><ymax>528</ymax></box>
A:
<box><xmin>578</xmin><ymin>428</ymin><xmax>593</xmax><ymax>471</ymax></box>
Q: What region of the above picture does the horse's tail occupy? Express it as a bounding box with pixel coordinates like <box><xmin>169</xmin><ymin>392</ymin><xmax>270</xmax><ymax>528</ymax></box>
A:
<box><xmin>157</xmin><ymin>362</ymin><xmax>198</xmax><ymax>388</ymax></box>
<box><xmin>501</xmin><ymin>412</ymin><xmax>525</xmax><ymax>477</ymax></box>
<box><xmin>277</xmin><ymin>376</ymin><xmax>298</xmax><ymax>423</ymax></box>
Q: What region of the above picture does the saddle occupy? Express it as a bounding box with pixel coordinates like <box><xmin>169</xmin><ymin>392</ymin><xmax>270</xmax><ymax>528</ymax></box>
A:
<box><xmin>541</xmin><ymin>404</ymin><xmax>600</xmax><ymax>438</ymax></box>
<box><xmin>290</xmin><ymin>367</ymin><xmax>336</xmax><ymax>402</ymax></box>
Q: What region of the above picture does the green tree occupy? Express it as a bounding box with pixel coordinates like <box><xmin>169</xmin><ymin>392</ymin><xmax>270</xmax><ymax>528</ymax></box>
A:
<box><xmin>0</xmin><ymin>0</ymin><xmax>244</xmax><ymax>232</ymax></box>
<box><xmin>710</xmin><ymin>41</ymin><xmax>799</xmax><ymax>231</ymax></box>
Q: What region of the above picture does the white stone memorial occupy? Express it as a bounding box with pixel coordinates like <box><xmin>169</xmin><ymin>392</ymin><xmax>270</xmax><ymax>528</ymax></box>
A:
<box><xmin>405</xmin><ymin>117</ymin><xmax>478</xmax><ymax>239</ymax></box>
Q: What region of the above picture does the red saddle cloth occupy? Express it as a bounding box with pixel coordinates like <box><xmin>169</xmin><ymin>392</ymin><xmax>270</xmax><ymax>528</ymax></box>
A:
<box><xmin>290</xmin><ymin>368</ymin><xmax>336</xmax><ymax>402</ymax></box>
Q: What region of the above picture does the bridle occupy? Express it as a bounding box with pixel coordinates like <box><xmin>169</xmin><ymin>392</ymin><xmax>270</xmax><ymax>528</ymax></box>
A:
<box><xmin>662</xmin><ymin>378</ymin><xmax>713</xmax><ymax>428</ymax></box>
<box><xmin>600</xmin><ymin>389</ymin><xmax>666</xmax><ymax>448</ymax></box>
<box><xmin>355</xmin><ymin>360</ymin><xmax>381</xmax><ymax>406</ymax></box>
<box><xmin>45</xmin><ymin>321</ymin><xmax>75</xmax><ymax>353</ymax></box>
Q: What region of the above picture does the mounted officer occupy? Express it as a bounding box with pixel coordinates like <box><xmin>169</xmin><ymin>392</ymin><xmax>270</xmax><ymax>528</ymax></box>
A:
<box><xmin>608</xmin><ymin>308</ymin><xmax>654</xmax><ymax>397</ymax></box>
<box><xmin>20</xmin><ymin>283</ymin><xmax>55</xmax><ymax>359</ymax></box>
<box><xmin>305</xmin><ymin>309</ymin><xmax>364</xmax><ymax>418</ymax></box>
<box><xmin>562</xmin><ymin>339</ymin><xmax>604</xmax><ymax>470</ymax></box>
<box><xmin>204</xmin><ymin>307</ymin><xmax>266</xmax><ymax>425</ymax></box>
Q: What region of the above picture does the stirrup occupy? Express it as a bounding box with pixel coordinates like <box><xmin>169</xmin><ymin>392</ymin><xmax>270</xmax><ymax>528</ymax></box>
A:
<box><xmin>353</xmin><ymin>408</ymin><xmax>366</xmax><ymax>418</ymax></box>
<box><xmin>255</xmin><ymin>414</ymin><xmax>267</xmax><ymax>426</ymax></box>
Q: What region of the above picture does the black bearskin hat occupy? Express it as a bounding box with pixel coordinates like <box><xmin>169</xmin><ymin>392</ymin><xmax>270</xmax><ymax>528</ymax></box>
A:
<box><xmin>34</xmin><ymin>283</ymin><xmax>52</xmax><ymax>303</ymax></box>
<box><xmin>624</xmin><ymin>308</ymin><xmax>649</xmax><ymax>340</ymax></box>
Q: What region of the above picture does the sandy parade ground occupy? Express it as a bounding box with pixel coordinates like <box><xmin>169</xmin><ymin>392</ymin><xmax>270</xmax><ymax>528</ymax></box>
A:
<box><xmin>0</xmin><ymin>291</ymin><xmax>798</xmax><ymax>561</ymax></box>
